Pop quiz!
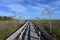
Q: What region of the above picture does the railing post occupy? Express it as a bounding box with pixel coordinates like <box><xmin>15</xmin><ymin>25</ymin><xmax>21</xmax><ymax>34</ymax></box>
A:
<box><xmin>39</xmin><ymin>32</ymin><xmax>41</xmax><ymax>40</ymax></box>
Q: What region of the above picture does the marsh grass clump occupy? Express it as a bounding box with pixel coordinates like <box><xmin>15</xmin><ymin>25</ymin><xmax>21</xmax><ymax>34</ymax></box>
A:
<box><xmin>0</xmin><ymin>20</ymin><xmax>24</xmax><ymax>40</ymax></box>
<box><xmin>32</xmin><ymin>20</ymin><xmax>60</xmax><ymax>40</ymax></box>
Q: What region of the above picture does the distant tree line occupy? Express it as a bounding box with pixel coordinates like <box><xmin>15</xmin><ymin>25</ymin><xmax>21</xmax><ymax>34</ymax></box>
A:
<box><xmin>0</xmin><ymin>16</ymin><xmax>13</xmax><ymax>20</ymax></box>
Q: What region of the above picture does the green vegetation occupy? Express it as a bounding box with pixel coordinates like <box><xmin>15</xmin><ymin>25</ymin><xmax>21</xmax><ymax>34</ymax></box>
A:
<box><xmin>32</xmin><ymin>20</ymin><xmax>60</xmax><ymax>40</ymax></box>
<box><xmin>0</xmin><ymin>16</ymin><xmax>13</xmax><ymax>20</ymax></box>
<box><xmin>0</xmin><ymin>16</ymin><xmax>25</xmax><ymax>40</ymax></box>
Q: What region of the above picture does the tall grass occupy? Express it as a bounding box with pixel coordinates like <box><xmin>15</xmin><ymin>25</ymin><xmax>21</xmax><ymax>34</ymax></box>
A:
<box><xmin>32</xmin><ymin>20</ymin><xmax>60</xmax><ymax>40</ymax></box>
<box><xmin>0</xmin><ymin>20</ymin><xmax>25</xmax><ymax>40</ymax></box>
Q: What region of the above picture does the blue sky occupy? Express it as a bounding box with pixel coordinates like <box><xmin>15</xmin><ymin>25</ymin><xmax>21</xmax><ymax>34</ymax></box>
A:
<box><xmin>0</xmin><ymin>0</ymin><xmax>60</xmax><ymax>19</ymax></box>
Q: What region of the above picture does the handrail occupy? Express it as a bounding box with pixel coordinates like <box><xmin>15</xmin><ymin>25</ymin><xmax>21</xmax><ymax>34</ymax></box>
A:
<box><xmin>32</xmin><ymin>22</ymin><xmax>56</xmax><ymax>40</ymax></box>
<box><xmin>18</xmin><ymin>25</ymin><xmax>28</xmax><ymax>40</ymax></box>
<box><xmin>6</xmin><ymin>21</ymin><xmax>29</xmax><ymax>40</ymax></box>
<box><xmin>6</xmin><ymin>21</ymin><xmax>56</xmax><ymax>40</ymax></box>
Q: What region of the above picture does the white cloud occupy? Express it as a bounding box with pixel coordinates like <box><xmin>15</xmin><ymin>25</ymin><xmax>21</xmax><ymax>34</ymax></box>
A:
<box><xmin>27</xmin><ymin>3</ymin><xmax>55</xmax><ymax>14</ymax></box>
<box><xmin>0</xmin><ymin>0</ymin><xmax>24</xmax><ymax>5</ymax></box>
<box><xmin>48</xmin><ymin>0</ymin><xmax>60</xmax><ymax>9</ymax></box>
<box><xmin>0</xmin><ymin>0</ymin><xmax>28</xmax><ymax>14</ymax></box>
<box><xmin>48</xmin><ymin>0</ymin><xmax>60</xmax><ymax>14</ymax></box>
<box><xmin>0</xmin><ymin>0</ymin><xmax>60</xmax><ymax>15</ymax></box>
<box><xmin>51</xmin><ymin>1</ymin><xmax>60</xmax><ymax>6</ymax></box>
<box><xmin>6</xmin><ymin>4</ymin><xmax>27</xmax><ymax>13</ymax></box>
<box><xmin>30</xmin><ymin>5</ymin><xmax>44</xmax><ymax>13</ymax></box>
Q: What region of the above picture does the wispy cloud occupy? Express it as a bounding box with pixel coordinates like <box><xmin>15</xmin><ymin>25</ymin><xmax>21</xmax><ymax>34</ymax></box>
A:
<box><xmin>6</xmin><ymin>4</ymin><xmax>27</xmax><ymax>13</ymax></box>
<box><xmin>0</xmin><ymin>0</ymin><xmax>60</xmax><ymax>19</ymax></box>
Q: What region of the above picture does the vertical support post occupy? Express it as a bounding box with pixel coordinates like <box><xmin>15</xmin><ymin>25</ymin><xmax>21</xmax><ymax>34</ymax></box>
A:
<box><xmin>39</xmin><ymin>32</ymin><xmax>41</xmax><ymax>40</ymax></box>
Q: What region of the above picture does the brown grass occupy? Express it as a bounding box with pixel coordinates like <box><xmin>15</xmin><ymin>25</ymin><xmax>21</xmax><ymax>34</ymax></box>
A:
<box><xmin>0</xmin><ymin>20</ymin><xmax>25</xmax><ymax>40</ymax></box>
<box><xmin>32</xmin><ymin>20</ymin><xmax>60</xmax><ymax>40</ymax></box>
